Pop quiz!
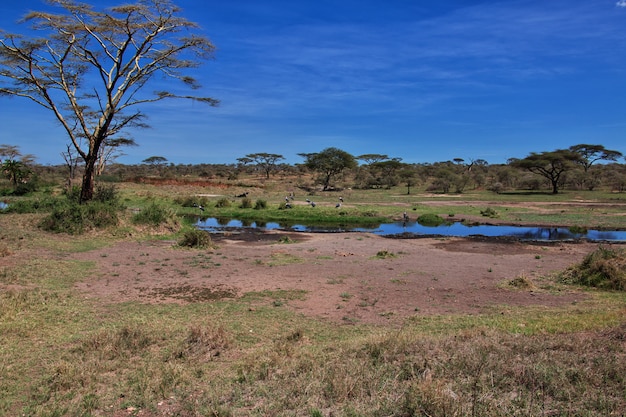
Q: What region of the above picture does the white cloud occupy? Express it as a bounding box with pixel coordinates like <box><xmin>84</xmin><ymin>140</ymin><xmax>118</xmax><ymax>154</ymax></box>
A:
<box><xmin>617</xmin><ymin>0</ymin><xmax>626</xmax><ymax>7</ymax></box>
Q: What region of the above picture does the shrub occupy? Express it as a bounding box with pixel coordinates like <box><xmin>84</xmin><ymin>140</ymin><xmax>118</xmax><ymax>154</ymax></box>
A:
<box><xmin>239</xmin><ymin>197</ymin><xmax>252</xmax><ymax>209</ymax></box>
<box><xmin>480</xmin><ymin>207</ymin><xmax>498</xmax><ymax>218</ymax></box>
<box><xmin>215</xmin><ymin>197</ymin><xmax>231</xmax><ymax>208</ymax></box>
<box><xmin>178</xmin><ymin>229</ymin><xmax>213</xmax><ymax>248</ymax></box>
<box><xmin>40</xmin><ymin>200</ymin><xmax>120</xmax><ymax>234</ymax></box>
<box><xmin>417</xmin><ymin>213</ymin><xmax>446</xmax><ymax>226</ymax></box>
<box><xmin>175</xmin><ymin>195</ymin><xmax>209</xmax><ymax>208</ymax></box>
<box><xmin>83</xmin><ymin>202</ymin><xmax>119</xmax><ymax>228</ymax></box>
<box><xmin>254</xmin><ymin>199</ymin><xmax>267</xmax><ymax>210</ymax></box>
<box><xmin>93</xmin><ymin>184</ymin><xmax>119</xmax><ymax>204</ymax></box>
<box><xmin>132</xmin><ymin>202</ymin><xmax>172</xmax><ymax>226</ymax></box>
<box><xmin>3</xmin><ymin>196</ymin><xmax>61</xmax><ymax>213</ymax></box>
<box><xmin>374</xmin><ymin>250</ymin><xmax>397</xmax><ymax>259</ymax></box>
<box><xmin>559</xmin><ymin>246</ymin><xmax>626</xmax><ymax>291</ymax></box>
<box><xmin>40</xmin><ymin>202</ymin><xmax>86</xmax><ymax>234</ymax></box>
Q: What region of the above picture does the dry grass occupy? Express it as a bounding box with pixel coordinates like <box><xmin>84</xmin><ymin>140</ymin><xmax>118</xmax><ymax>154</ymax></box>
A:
<box><xmin>1</xmin><ymin>186</ymin><xmax>626</xmax><ymax>416</ymax></box>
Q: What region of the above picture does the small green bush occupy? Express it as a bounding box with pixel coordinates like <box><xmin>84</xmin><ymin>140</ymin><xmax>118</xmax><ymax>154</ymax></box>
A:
<box><xmin>374</xmin><ymin>250</ymin><xmax>397</xmax><ymax>259</ymax></box>
<box><xmin>480</xmin><ymin>207</ymin><xmax>498</xmax><ymax>218</ymax></box>
<box><xmin>175</xmin><ymin>195</ymin><xmax>209</xmax><ymax>208</ymax></box>
<box><xmin>93</xmin><ymin>184</ymin><xmax>119</xmax><ymax>204</ymax></box>
<box><xmin>569</xmin><ymin>225</ymin><xmax>588</xmax><ymax>234</ymax></box>
<box><xmin>40</xmin><ymin>202</ymin><xmax>86</xmax><ymax>234</ymax></box>
<box><xmin>178</xmin><ymin>229</ymin><xmax>213</xmax><ymax>248</ymax></box>
<box><xmin>254</xmin><ymin>199</ymin><xmax>267</xmax><ymax>210</ymax></box>
<box><xmin>215</xmin><ymin>197</ymin><xmax>231</xmax><ymax>208</ymax></box>
<box><xmin>132</xmin><ymin>202</ymin><xmax>172</xmax><ymax>226</ymax></box>
<box><xmin>239</xmin><ymin>197</ymin><xmax>252</xmax><ymax>209</ymax></box>
<box><xmin>417</xmin><ymin>213</ymin><xmax>446</xmax><ymax>226</ymax></box>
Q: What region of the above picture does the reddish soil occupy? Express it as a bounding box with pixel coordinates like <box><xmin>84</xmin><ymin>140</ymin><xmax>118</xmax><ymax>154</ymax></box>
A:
<box><xmin>72</xmin><ymin>230</ymin><xmax>615</xmax><ymax>326</ymax></box>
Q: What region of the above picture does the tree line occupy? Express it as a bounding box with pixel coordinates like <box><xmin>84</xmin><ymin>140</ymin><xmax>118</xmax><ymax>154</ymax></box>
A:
<box><xmin>3</xmin><ymin>143</ymin><xmax>625</xmax><ymax>197</ymax></box>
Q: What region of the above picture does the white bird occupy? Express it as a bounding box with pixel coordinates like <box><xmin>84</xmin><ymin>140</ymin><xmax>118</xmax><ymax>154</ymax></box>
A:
<box><xmin>335</xmin><ymin>203</ymin><xmax>341</xmax><ymax>208</ymax></box>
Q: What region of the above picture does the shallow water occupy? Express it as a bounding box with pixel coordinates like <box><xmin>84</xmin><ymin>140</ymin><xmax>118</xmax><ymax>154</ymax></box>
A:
<box><xmin>195</xmin><ymin>217</ymin><xmax>626</xmax><ymax>242</ymax></box>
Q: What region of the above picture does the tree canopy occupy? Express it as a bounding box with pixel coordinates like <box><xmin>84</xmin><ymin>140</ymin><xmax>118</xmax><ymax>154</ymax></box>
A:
<box><xmin>569</xmin><ymin>144</ymin><xmax>623</xmax><ymax>172</ymax></box>
<box><xmin>240</xmin><ymin>153</ymin><xmax>285</xmax><ymax>179</ymax></box>
<box><xmin>299</xmin><ymin>147</ymin><xmax>357</xmax><ymax>190</ymax></box>
<box><xmin>0</xmin><ymin>0</ymin><xmax>218</xmax><ymax>202</ymax></box>
<box><xmin>510</xmin><ymin>149</ymin><xmax>582</xmax><ymax>194</ymax></box>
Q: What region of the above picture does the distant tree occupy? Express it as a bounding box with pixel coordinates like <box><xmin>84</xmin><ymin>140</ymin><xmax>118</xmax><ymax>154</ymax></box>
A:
<box><xmin>61</xmin><ymin>143</ymin><xmax>80</xmax><ymax>189</ymax></box>
<box><xmin>510</xmin><ymin>150</ymin><xmax>582</xmax><ymax>194</ymax></box>
<box><xmin>298</xmin><ymin>147</ymin><xmax>357</xmax><ymax>190</ymax></box>
<box><xmin>371</xmin><ymin>159</ymin><xmax>403</xmax><ymax>189</ymax></box>
<box><xmin>0</xmin><ymin>144</ymin><xmax>32</xmax><ymax>189</ymax></box>
<box><xmin>142</xmin><ymin>156</ymin><xmax>168</xmax><ymax>167</ymax></box>
<box><xmin>243</xmin><ymin>153</ymin><xmax>285</xmax><ymax>179</ymax></box>
<box><xmin>0</xmin><ymin>144</ymin><xmax>20</xmax><ymax>161</ymax></box>
<box><xmin>568</xmin><ymin>144</ymin><xmax>623</xmax><ymax>172</ymax></box>
<box><xmin>398</xmin><ymin>167</ymin><xmax>418</xmax><ymax>195</ymax></box>
<box><xmin>0</xmin><ymin>0</ymin><xmax>218</xmax><ymax>203</ymax></box>
<box><xmin>357</xmin><ymin>153</ymin><xmax>389</xmax><ymax>165</ymax></box>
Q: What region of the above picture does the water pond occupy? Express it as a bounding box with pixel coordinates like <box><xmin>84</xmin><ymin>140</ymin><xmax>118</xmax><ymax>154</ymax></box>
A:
<box><xmin>195</xmin><ymin>217</ymin><xmax>626</xmax><ymax>242</ymax></box>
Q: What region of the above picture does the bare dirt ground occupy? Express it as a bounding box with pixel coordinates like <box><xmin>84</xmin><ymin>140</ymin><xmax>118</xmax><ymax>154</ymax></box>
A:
<box><xmin>72</xmin><ymin>230</ymin><xmax>616</xmax><ymax>326</ymax></box>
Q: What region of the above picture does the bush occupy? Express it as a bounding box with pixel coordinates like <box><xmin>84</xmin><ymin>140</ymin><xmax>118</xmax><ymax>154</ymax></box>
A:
<box><xmin>3</xmin><ymin>196</ymin><xmax>61</xmax><ymax>213</ymax></box>
<box><xmin>480</xmin><ymin>207</ymin><xmax>498</xmax><ymax>218</ymax></box>
<box><xmin>40</xmin><ymin>202</ymin><xmax>86</xmax><ymax>234</ymax></box>
<box><xmin>174</xmin><ymin>195</ymin><xmax>210</xmax><ymax>208</ymax></box>
<box><xmin>254</xmin><ymin>199</ymin><xmax>267</xmax><ymax>210</ymax></box>
<box><xmin>215</xmin><ymin>197</ymin><xmax>231</xmax><ymax>208</ymax></box>
<box><xmin>39</xmin><ymin>200</ymin><xmax>120</xmax><ymax>234</ymax></box>
<box><xmin>93</xmin><ymin>184</ymin><xmax>119</xmax><ymax>204</ymax></box>
<box><xmin>239</xmin><ymin>197</ymin><xmax>252</xmax><ymax>209</ymax></box>
<box><xmin>417</xmin><ymin>213</ymin><xmax>446</xmax><ymax>226</ymax></box>
<box><xmin>559</xmin><ymin>246</ymin><xmax>626</xmax><ymax>291</ymax></box>
<box><xmin>132</xmin><ymin>202</ymin><xmax>172</xmax><ymax>226</ymax></box>
<box><xmin>178</xmin><ymin>229</ymin><xmax>213</xmax><ymax>248</ymax></box>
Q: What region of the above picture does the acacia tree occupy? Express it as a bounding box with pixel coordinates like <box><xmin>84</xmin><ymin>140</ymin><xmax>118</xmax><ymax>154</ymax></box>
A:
<box><xmin>243</xmin><ymin>153</ymin><xmax>285</xmax><ymax>179</ymax></box>
<box><xmin>510</xmin><ymin>149</ymin><xmax>582</xmax><ymax>194</ymax></box>
<box><xmin>299</xmin><ymin>147</ymin><xmax>357</xmax><ymax>191</ymax></box>
<box><xmin>0</xmin><ymin>0</ymin><xmax>218</xmax><ymax>202</ymax></box>
<box><xmin>568</xmin><ymin>144</ymin><xmax>623</xmax><ymax>172</ymax></box>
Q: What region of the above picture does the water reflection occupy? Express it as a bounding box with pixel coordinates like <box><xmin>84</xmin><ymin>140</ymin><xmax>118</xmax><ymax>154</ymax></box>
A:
<box><xmin>195</xmin><ymin>217</ymin><xmax>626</xmax><ymax>242</ymax></box>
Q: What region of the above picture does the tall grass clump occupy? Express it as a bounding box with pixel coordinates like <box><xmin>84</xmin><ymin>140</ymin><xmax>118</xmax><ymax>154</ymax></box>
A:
<box><xmin>132</xmin><ymin>202</ymin><xmax>174</xmax><ymax>227</ymax></box>
<box><xmin>559</xmin><ymin>246</ymin><xmax>626</xmax><ymax>291</ymax></box>
<box><xmin>214</xmin><ymin>197</ymin><xmax>231</xmax><ymax>208</ymax></box>
<box><xmin>239</xmin><ymin>197</ymin><xmax>253</xmax><ymax>209</ymax></box>
<box><xmin>254</xmin><ymin>199</ymin><xmax>267</xmax><ymax>210</ymax></box>
<box><xmin>174</xmin><ymin>195</ymin><xmax>209</xmax><ymax>209</ymax></box>
<box><xmin>38</xmin><ymin>185</ymin><xmax>123</xmax><ymax>234</ymax></box>
<box><xmin>178</xmin><ymin>229</ymin><xmax>213</xmax><ymax>249</ymax></box>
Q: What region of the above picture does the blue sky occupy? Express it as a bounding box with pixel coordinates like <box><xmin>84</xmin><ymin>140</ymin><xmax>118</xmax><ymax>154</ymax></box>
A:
<box><xmin>1</xmin><ymin>0</ymin><xmax>625</xmax><ymax>166</ymax></box>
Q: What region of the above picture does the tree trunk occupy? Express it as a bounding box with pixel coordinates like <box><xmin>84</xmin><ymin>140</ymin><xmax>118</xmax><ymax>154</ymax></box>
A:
<box><xmin>551</xmin><ymin>179</ymin><xmax>559</xmax><ymax>194</ymax></box>
<box><xmin>80</xmin><ymin>158</ymin><xmax>97</xmax><ymax>203</ymax></box>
